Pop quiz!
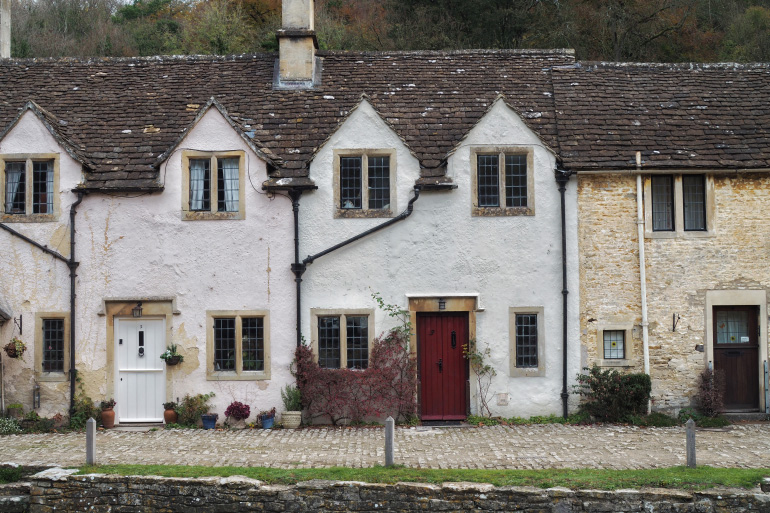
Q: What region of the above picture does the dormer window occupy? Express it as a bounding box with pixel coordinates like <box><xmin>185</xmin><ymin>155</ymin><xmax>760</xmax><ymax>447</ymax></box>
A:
<box><xmin>334</xmin><ymin>149</ymin><xmax>396</xmax><ymax>218</ymax></box>
<box><xmin>470</xmin><ymin>147</ymin><xmax>535</xmax><ymax>217</ymax></box>
<box><xmin>181</xmin><ymin>150</ymin><xmax>246</xmax><ymax>220</ymax></box>
<box><xmin>1</xmin><ymin>155</ymin><xmax>59</xmax><ymax>222</ymax></box>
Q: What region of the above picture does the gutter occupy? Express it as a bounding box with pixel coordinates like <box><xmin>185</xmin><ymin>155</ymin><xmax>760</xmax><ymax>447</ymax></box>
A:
<box><xmin>0</xmin><ymin>190</ymin><xmax>85</xmax><ymax>415</ymax></box>
<box><xmin>291</xmin><ymin>186</ymin><xmax>421</xmax><ymax>347</ymax></box>
<box><xmin>555</xmin><ymin>168</ymin><xmax>573</xmax><ymax>418</ymax></box>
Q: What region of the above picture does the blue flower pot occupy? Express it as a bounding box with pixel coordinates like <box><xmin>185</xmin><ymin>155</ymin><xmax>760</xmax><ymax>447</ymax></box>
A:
<box><xmin>261</xmin><ymin>415</ymin><xmax>274</xmax><ymax>429</ymax></box>
<box><xmin>201</xmin><ymin>414</ymin><xmax>217</xmax><ymax>430</ymax></box>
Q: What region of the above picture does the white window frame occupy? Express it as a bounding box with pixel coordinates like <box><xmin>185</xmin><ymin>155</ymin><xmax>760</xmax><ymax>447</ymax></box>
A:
<box><xmin>310</xmin><ymin>308</ymin><xmax>375</xmax><ymax>369</ymax></box>
<box><xmin>333</xmin><ymin>149</ymin><xmax>396</xmax><ymax>219</ymax></box>
<box><xmin>644</xmin><ymin>173</ymin><xmax>715</xmax><ymax>238</ymax></box>
<box><xmin>181</xmin><ymin>150</ymin><xmax>246</xmax><ymax>221</ymax></box>
<box><xmin>0</xmin><ymin>154</ymin><xmax>60</xmax><ymax>222</ymax></box>
<box><xmin>206</xmin><ymin>310</ymin><xmax>270</xmax><ymax>381</ymax></box>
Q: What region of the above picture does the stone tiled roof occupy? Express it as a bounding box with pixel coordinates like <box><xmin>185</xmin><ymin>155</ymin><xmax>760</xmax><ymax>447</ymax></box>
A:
<box><xmin>0</xmin><ymin>50</ymin><xmax>573</xmax><ymax>190</ymax></box>
<box><xmin>552</xmin><ymin>62</ymin><xmax>770</xmax><ymax>170</ymax></box>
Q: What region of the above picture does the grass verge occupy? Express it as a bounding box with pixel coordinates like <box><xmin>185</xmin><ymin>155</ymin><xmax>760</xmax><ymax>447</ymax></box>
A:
<box><xmin>75</xmin><ymin>465</ymin><xmax>770</xmax><ymax>491</ymax></box>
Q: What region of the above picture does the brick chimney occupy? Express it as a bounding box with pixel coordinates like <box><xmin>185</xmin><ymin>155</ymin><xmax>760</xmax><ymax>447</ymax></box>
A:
<box><xmin>276</xmin><ymin>0</ymin><xmax>318</xmax><ymax>88</ymax></box>
<box><xmin>0</xmin><ymin>0</ymin><xmax>10</xmax><ymax>59</ymax></box>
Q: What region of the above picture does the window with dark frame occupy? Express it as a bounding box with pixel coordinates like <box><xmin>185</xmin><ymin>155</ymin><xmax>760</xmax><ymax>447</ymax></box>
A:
<box><xmin>340</xmin><ymin>157</ymin><xmax>363</xmax><ymax>209</ymax></box>
<box><xmin>32</xmin><ymin>161</ymin><xmax>53</xmax><ymax>214</ymax></box>
<box><xmin>213</xmin><ymin>317</ymin><xmax>236</xmax><ymax>371</ymax></box>
<box><xmin>4</xmin><ymin>161</ymin><xmax>25</xmax><ymax>214</ymax></box>
<box><xmin>505</xmin><ymin>155</ymin><xmax>527</xmax><ymax>207</ymax></box>
<box><xmin>241</xmin><ymin>317</ymin><xmax>264</xmax><ymax>372</ymax></box>
<box><xmin>189</xmin><ymin>159</ymin><xmax>211</xmax><ymax>211</ymax></box>
<box><xmin>367</xmin><ymin>156</ymin><xmax>390</xmax><ymax>210</ymax></box>
<box><xmin>42</xmin><ymin>318</ymin><xmax>65</xmax><ymax>372</ymax></box>
<box><xmin>603</xmin><ymin>330</ymin><xmax>625</xmax><ymax>359</ymax></box>
<box><xmin>318</xmin><ymin>316</ymin><xmax>341</xmax><ymax>368</ymax></box>
<box><xmin>476</xmin><ymin>153</ymin><xmax>528</xmax><ymax>210</ymax></box>
<box><xmin>515</xmin><ymin>313</ymin><xmax>538</xmax><ymax>368</ymax></box>
<box><xmin>477</xmin><ymin>155</ymin><xmax>500</xmax><ymax>207</ymax></box>
<box><xmin>682</xmin><ymin>174</ymin><xmax>706</xmax><ymax>231</ymax></box>
<box><xmin>189</xmin><ymin>156</ymin><xmax>239</xmax><ymax>213</ymax></box>
<box><xmin>651</xmin><ymin>175</ymin><xmax>674</xmax><ymax>231</ymax></box>
<box><xmin>346</xmin><ymin>316</ymin><xmax>369</xmax><ymax>369</ymax></box>
<box><xmin>4</xmin><ymin>159</ymin><xmax>55</xmax><ymax>216</ymax></box>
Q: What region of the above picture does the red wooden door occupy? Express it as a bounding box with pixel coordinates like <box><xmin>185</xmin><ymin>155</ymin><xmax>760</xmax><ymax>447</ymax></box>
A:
<box><xmin>418</xmin><ymin>313</ymin><xmax>468</xmax><ymax>420</ymax></box>
<box><xmin>713</xmin><ymin>306</ymin><xmax>760</xmax><ymax>411</ymax></box>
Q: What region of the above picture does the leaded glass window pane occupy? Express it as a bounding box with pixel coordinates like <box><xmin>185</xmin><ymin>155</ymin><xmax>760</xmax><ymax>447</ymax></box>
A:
<box><xmin>189</xmin><ymin>159</ymin><xmax>211</xmax><ymax>211</ymax></box>
<box><xmin>42</xmin><ymin>319</ymin><xmax>65</xmax><ymax>372</ymax></box>
<box><xmin>32</xmin><ymin>161</ymin><xmax>53</xmax><ymax>214</ymax></box>
<box><xmin>340</xmin><ymin>157</ymin><xmax>362</xmax><ymax>209</ymax></box>
<box><xmin>505</xmin><ymin>155</ymin><xmax>527</xmax><ymax>207</ymax></box>
<box><xmin>477</xmin><ymin>155</ymin><xmax>499</xmax><ymax>207</ymax></box>
<box><xmin>242</xmin><ymin>317</ymin><xmax>264</xmax><ymax>371</ymax></box>
<box><xmin>318</xmin><ymin>316</ymin><xmax>341</xmax><ymax>368</ymax></box>
<box><xmin>217</xmin><ymin>158</ymin><xmax>239</xmax><ymax>212</ymax></box>
<box><xmin>346</xmin><ymin>316</ymin><xmax>368</xmax><ymax>369</ymax></box>
<box><xmin>5</xmin><ymin>161</ymin><xmax>26</xmax><ymax>214</ymax></box>
<box><xmin>683</xmin><ymin>174</ymin><xmax>706</xmax><ymax>231</ymax></box>
<box><xmin>214</xmin><ymin>318</ymin><xmax>236</xmax><ymax>371</ymax></box>
<box><xmin>515</xmin><ymin>314</ymin><xmax>538</xmax><ymax>368</ymax></box>
<box><xmin>651</xmin><ymin>175</ymin><xmax>674</xmax><ymax>231</ymax></box>
<box><xmin>367</xmin><ymin>156</ymin><xmax>390</xmax><ymax>210</ymax></box>
<box><xmin>716</xmin><ymin>311</ymin><xmax>749</xmax><ymax>344</ymax></box>
<box><xmin>603</xmin><ymin>330</ymin><xmax>625</xmax><ymax>359</ymax></box>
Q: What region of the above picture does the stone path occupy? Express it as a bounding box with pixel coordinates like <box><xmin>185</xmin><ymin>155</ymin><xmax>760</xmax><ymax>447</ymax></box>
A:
<box><xmin>1</xmin><ymin>423</ymin><xmax>769</xmax><ymax>469</ymax></box>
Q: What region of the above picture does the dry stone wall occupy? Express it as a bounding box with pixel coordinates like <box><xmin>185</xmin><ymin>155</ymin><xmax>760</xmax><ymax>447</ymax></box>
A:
<box><xmin>578</xmin><ymin>172</ymin><xmax>770</xmax><ymax>411</ymax></box>
<box><xmin>21</xmin><ymin>471</ymin><xmax>770</xmax><ymax>512</ymax></box>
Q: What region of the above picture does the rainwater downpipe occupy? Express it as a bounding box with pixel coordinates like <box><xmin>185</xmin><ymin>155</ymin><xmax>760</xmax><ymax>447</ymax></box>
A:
<box><xmin>291</xmin><ymin>187</ymin><xmax>421</xmax><ymax>347</ymax></box>
<box><xmin>635</xmin><ymin>152</ymin><xmax>651</xmax><ymax>413</ymax></box>
<box><xmin>555</xmin><ymin>168</ymin><xmax>572</xmax><ymax>419</ymax></box>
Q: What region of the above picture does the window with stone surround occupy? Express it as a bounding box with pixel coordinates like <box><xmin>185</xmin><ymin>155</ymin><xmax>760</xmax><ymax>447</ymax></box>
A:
<box><xmin>471</xmin><ymin>147</ymin><xmax>534</xmax><ymax>216</ymax></box>
<box><xmin>597</xmin><ymin>325</ymin><xmax>634</xmax><ymax>367</ymax></box>
<box><xmin>35</xmin><ymin>312</ymin><xmax>70</xmax><ymax>382</ymax></box>
<box><xmin>333</xmin><ymin>150</ymin><xmax>395</xmax><ymax>218</ymax></box>
<box><xmin>646</xmin><ymin>174</ymin><xmax>713</xmax><ymax>237</ymax></box>
<box><xmin>206</xmin><ymin>310</ymin><xmax>270</xmax><ymax>380</ymax></box>
<box><xmin>181</xmin><ymin>151</ymin><xmax>246</xmax><ymax>220</ymax></box>
<box><xmin>310</xmin><ymin>309</ymin><xmax>375</xmax><ymax>369</ymax></box>
<box><xmin>1</xmin><ymin>155</ymin><xmax>59</xmax><ymax>222</ymax></box>
<box><xmin>509</xmin><ymin>306</ymin><xmax>545</xmax><ymax>377</ymax></box>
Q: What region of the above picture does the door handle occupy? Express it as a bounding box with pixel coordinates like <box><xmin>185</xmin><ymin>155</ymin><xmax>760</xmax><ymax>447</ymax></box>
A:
<box><xmin>726</xmin><ymin>350</ymin><xmax>742</xmax><ymax>357</ymax></box>
<box><xmin>437</xmin><ymin>358</ymin><xmax>442</xmax><ymax>373</ymax></box>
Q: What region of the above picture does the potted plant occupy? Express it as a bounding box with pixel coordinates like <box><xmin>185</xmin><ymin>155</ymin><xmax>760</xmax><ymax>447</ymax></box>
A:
<box><xmin>258</xmin><ymin>407</ymin><xmax>276</xmax><ymax>429</ymax></box>
<box><xmin>6</xmin><ymin>403</ymin><xmax>23</xmax><ymax>420</ymax></box>
<box><xmin>201</xmin><ymin>412</ymin><xmax>218</xmax><ymax>429</ymax></box>
<box><xmin>280</xmin><ymin>384</ymin><xmax>302</xmax><ymax>429</ymax></box>
<box><xmin>160</xmin><ymin>344</ymin><xmax>184</xmax><ymax>366</ymax></box>
<box><xmin>163</xmin><ymin>401</ymin><xmax>178</xmax><ymax>424</ymax></box>
<box><xmin>224</xmin><ymin>401</ymin><xmax>250</xmax><ymax>427</ymax></box>
<box><xmin>100</xmin><ymin>398</ymin><xmax>116</xmax><ymax>429</ymax></box>
<box><xmin>3</xmin><ymin>337</ymin><xmax>26</xmax><ymax>361</ymax></box>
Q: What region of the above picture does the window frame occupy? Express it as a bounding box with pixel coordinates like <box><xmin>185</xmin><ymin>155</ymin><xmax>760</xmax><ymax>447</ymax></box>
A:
<box><xmin>206</xmin><ymin>310</ymin><xmax>270</xmax><ymax>381</ymax></box>
<box><xmin>508</xmin><ymin>306</ymin><xmax>545</xmax><ymax>377</ymax></box>
<box><xmin>644</xmin><ymin>173</ymin><xmax>714</xmax><ymax>238</ymax></box>
<box><xmin>0</xmin><ymin>154</ymin><xmax>60</xmax><ymax>223</ymax></box>
<box><xmin>333</xmin><ymin>149</ymin><xmax>396</xmax><ymax>219</ymax></box>
<box><xmin>597</xmin><ymin>324</ymin><xmax>634</xmax><ymax>367</ymax></box>
<box><xmin>471</xmin><ymin>147</ymin><xmax>535</xmax><ymax>217</ymax></box>
<box><xmin>34</xmin><ymin>312</ymin><xmax>70</xmax><ymax>382</ymax></box>
<box><xmin>310</xmin><ymin>308</ymin><xmax>375</xmax><ymax>369</ymax></box>
<box><xmin>181</xmin><ymin>150</ymin><xmax>246</xmax><ymax>221</ymax></box>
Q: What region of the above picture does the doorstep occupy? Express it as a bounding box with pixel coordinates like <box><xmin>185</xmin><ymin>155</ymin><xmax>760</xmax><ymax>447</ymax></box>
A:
<box><xmin>112</xmin><ymin>423</ymin><xmax>165</xmax><ymax>432</ymax></box>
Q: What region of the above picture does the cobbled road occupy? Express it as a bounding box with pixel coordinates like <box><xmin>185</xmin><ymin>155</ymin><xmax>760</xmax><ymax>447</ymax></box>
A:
<box><xmin>2</xmin><ymin>424</ymin><xmax>769</xmax><ymax>469</ymax></box>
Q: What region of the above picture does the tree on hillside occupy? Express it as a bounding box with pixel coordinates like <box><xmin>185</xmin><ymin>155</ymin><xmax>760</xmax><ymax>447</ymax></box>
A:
<box><xmin>721</xmin><ymin>5</ymin><xmax>770</xmax><ymax>61</ymax></box>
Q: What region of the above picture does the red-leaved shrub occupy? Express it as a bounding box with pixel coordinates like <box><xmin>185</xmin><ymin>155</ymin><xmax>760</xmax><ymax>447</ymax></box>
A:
<box><xmin>224</xmin><ymin>401</ymin><xmax>251</xmax><ymax>421</ymax></box>
<box><xmin>697</xmin><ymin>368</ymin><xmax>725</xmax><ymax>418</ymax></box>
<box><xmin>294</xmin><ymin>329</ymin><xmax>417</xmax><ymax>425</ymax></box>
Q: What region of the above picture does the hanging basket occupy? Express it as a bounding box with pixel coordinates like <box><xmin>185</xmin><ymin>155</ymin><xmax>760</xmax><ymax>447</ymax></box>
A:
<box><xmin>3</xmin><ymin>340</ymin><xmax>25</xmax><ymax>360</ymax></box>
<box><xmin>165</xmin><ymin>356</ymin><xmax>182</xmax><ymax>366</ymax></box>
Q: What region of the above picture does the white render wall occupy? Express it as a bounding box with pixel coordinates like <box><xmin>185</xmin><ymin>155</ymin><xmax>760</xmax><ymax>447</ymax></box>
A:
<box><xmin>300</xmin><ymin>99</ymin><xmax>580</xmax><ymax>417</ymax></box>
<box><xmin>0</xmin><ymin>109</ymin><xmax>296</xmax><ymax>419</ymax></box>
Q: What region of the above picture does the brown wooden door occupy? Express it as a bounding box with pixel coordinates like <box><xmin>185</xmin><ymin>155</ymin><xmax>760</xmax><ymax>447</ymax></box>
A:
<box><xmin>713</xmin><ymin>306</ymin><xmax>760</xmax><ymax>411</ymax></box>
<box><xmin>418</xmin><ymin>313</ymin><xmax>468</xmax><ymax>420</ymax></box>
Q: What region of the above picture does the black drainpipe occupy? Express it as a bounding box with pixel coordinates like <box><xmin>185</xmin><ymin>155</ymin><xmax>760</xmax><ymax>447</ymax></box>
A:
<box><xmin>68</xmin><ymin>191</ymin><xmax>84</xmax><ymax>413</ymax></box>
<box><xmin>291</xmin><ymin>186</ymin><xmax>421</xmax><ymax>347</ymax></box>
<box><xmin>555</xmin><ymin>168</ymin><xmax>573</xmax><ymax>418</ymax></box>
<box><xmin>0</xmin><ymin>190</ymin><xmax>84</xmax><ymax>414</ymax></box>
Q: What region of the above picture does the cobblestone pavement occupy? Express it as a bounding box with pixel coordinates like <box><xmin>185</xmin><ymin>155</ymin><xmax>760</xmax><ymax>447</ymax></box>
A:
<box><xmin>1</xmin><ymin>424</ymin><xmax>769</xmax><ymax>469</ymax></box>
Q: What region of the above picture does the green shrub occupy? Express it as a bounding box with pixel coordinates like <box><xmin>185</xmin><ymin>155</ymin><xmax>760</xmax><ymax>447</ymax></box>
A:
<box><xmin>70</xmin><ymin>395</ymin><xmax>100</xmax><ymax>430</ymax></box>
<box><xmin>574</xmin><ymin>365</ymin><xmax>651</xmax><ymax>422</ymax></box>
<box><xmin>0</xmin><ymin>466</ymin><xmax>22</xmax><ymax>483</ymax></box>
<box><xmin>696</xmin><ymin>415</ymin><xmax>731</xmax><ymax>428</ymax></box>
<box><xmin>0</xmin><ymin>417</ymin><xmax>21</xmax><ymax>435</ymax></box>
<box><xmin>281</xmin><ymin>384</ymin><xmax>302</xmax><ymax>411</ymax></box>
<box><xmin>630</xmin><ymin>412</ymin><xmax>679</xmax><ymax>427</ymax></box>
<box><xmin>177</xmin><ymin>392</ymin><xmax>215</xmax><ymax>426</ymax></box>
<box><xmin>467</xmin><ymin>415</ymin><xmax>500</xmax><ymax>426</ymax></box>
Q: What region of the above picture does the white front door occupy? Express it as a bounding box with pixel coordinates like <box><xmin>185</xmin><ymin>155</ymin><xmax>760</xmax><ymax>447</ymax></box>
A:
<box><xmin>115</xmin><ymin>318</ymin><xmax>166</xmax><ymax>423</ymax></box>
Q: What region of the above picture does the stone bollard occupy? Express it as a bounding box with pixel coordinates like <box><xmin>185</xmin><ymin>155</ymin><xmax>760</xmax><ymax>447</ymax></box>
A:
<box><xmin>686</xmin><ymin>418</ymin><xmax>696</xmax><ymax>468</ymax></box>
<box><xmin>385</xmin><ymin>416</ymin><xmax>394</xmax><ymax>467</ymax></box>
<box><xmin>86</xmin><ymin>418</ymin><xmax>96</xmax><ymax>465</ymax></box>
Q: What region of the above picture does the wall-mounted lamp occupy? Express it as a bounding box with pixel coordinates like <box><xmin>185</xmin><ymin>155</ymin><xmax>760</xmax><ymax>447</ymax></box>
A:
<box><xmin>438</xmin><ymin>298</ymin><xmax>446</xmax><ymax>310</ymax></box>
<box><xmin>132</xmin><ymin>302</ymin><xmax>143</xmax><ymax>318</ymax></box>
<box><xmin>33</xmin><ymin>384</ymin><xmax>40</xmax><ymax>409</ymax></box>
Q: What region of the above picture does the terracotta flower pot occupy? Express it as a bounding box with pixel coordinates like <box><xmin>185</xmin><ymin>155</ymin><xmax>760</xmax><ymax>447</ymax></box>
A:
<box><xmin>164</xmin><ymin>409</ymin><xmax>178</xmax><ymax>424</ymax></box>
<box><xmin>101</xmin><ymin>408</ymin><xmax>115</xmax><ymax>429</ymax></box>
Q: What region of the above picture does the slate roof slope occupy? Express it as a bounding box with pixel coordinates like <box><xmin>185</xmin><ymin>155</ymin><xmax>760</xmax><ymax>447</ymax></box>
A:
<box><xmin>0</xmin><ymin>49</ymin><xmax>574</xmax><ymax>190</ymax></box>
<box><xmin>552</xmin><ymin>62</ymin><xmax>770</xmax><ymax>170</ymax></box>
